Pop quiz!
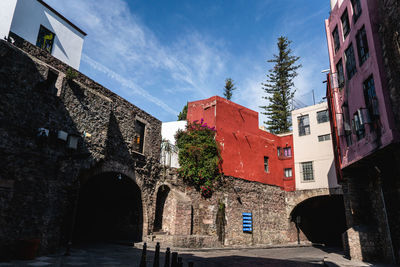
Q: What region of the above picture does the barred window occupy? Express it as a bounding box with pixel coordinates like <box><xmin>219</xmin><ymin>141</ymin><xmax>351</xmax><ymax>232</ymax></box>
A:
<box><xmin>351</xmin><ymin>0</ymin><xmax>362</xmax><ymax>22</ymax></box>
<box><xmin>318</xmin><ymin>134</ymin><xmax>331</xmax><ymax>142</ymax></box>
<box><xmin>345</xmin><ymin>44</ymin><xmax>357</xmax><ymax>80</ymax></box>
<box><xmin>301</xmin><ymin>162</ymin><xmax>314</xmax><ymax>181</ymax></box>
<box><xmin>356</xmin><ymin>26</ymin><xmax>369</xmax><ymax>65</ymax></box>
<box><xmin>135</xmin><ymin>120</ymin><xmax>145</xmax><ymax>153</ymax></box>
<box><xmin>317</xmin><ymin>110</ymin><xmax>329</xmax><ymax>123</ymax></box>
<box><xmin>341</xmin><ymin>9</ymin><xmax>350</xmax><ymax>39</ymax></box>
<box><xmin>336</xmin><ymin>59</ymin><xmax>345</xmax><ymax>89</ymax></box>
<box><xmin>333</xmin><ymin>26</ymin><xmax>340</xmax><ymax>53</ymax></box>
<box><xmin>298</xmin><ymin>115</ymin><xmax>310</xmax><ymax>136</ymax></box>
<box><xmin>363</xmin><ymin>75</ymin><xmax>379</xmax><ymax>118</ymax></box>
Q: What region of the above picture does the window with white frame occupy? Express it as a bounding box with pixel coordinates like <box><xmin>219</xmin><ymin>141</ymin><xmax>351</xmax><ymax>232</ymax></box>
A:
<box><xmin>298</xmin><ymin>115</ymin><xmax>310</xmax><ymax>136</ymax></box>
<box><xmin>264</xmin><ymin>156</ymin><xmax>269</xmax><ymax>173</ymax></box>
<box><xmin>284</xmin><ymin>168</ymin><xmax>292</xmax><ymax>178</ymax></box>
<box><xmin>283</xmin><ymin>147</ymin><xmax>292</xmax><ymax>157</ymax></box>
<box><xmin>301</xmin><ymin>162</ymin><xmax>314</xmax><ymax>181</ymax></box>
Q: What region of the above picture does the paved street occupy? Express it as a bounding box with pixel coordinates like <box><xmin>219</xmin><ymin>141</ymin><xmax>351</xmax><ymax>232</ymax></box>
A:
<box><xmin>0</xmin><ymin>243</ymin><xmax>342</xmax><ymax>267</ymax></box>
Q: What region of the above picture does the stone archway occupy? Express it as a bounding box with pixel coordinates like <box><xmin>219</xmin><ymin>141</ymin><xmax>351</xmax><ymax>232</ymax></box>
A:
<box><xmin>290</xmin><ymin>194</ymin><xmax>347</xmax><ymax>246</ymax></box>
<box><xmin>73</xmin><ymin>172</ymin><xmax>143</xmax><ymax>243</ymax></box>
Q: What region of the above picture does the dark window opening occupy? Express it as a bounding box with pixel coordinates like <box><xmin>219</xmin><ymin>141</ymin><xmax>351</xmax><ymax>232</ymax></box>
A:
<box><xmin>333</xmin><ymin>26</ymin><xmax>341</xmax><ymax>52</ymax></box>
<box><xmin>345</xmin><ymin>44</ymin><xmax>357</xmax><ymax>80</ymax></box>
<box><xmin>298</xmin><ymin>115</ymin><xmax>310</xmax><ymax>136</ymax></box>
<box><xmin>356</xmin><ymin>26</ymin><xmax>369</xmax><ymax>66</ymax></box>
<box><xmin>351</xmin><ymin>0</ymin><xmax>362</xmax><ymax>22</ymax></box>
<box><xmin>135</xmin><ymin>120</ymin><xmax>145</xmax><ymax>154</ymax></box>
<box><xmin>363</xmin><ymin>75</ymin><xmax>379</xmax><ymax>118</ymax></box>
<box><xmin>317</xmin><ymin>110</ymin><xmax>329</xmax><ymax>123</ymax></box>
<box><xmin>342</xmin><ymin>105</ymin><xmax>353</xmax><ymax>146</ymax></box>
<box><xmin>153</xmin><ymin>185</ymin><xmax>170</xmax><ymax>232</ymax></box>
<box><xmin>341</xmin><ymin>9</ymin><xmax>350</xmax><ymax>39</ymax></box>
<box><xmin>36</xmin><ymin>25</ymin><xmax>55</xmax><ymax>53</ymax></box>
<box><xmin>336</xmin><ymin>59</ymin><xmax>345</xmax><ymax>89</ymax></box>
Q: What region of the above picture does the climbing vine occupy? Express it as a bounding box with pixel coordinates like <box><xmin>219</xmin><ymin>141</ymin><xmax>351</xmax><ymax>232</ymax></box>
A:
<box><xmin>175</xmin><ymin>119</ymin><xmax>222</xmax><ymax>198</ymax></box>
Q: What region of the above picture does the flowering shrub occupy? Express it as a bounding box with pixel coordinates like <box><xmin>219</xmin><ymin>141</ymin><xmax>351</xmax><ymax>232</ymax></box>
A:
<box><xmin>175</xmin><ymin>119</ymin><xmax>222</xmax><ymax>198</ymax></box>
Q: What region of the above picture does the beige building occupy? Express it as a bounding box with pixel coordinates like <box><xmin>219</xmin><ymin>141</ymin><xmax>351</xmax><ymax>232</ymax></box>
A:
<box><xmin>292</xmin><ymin>102</ymin><xmax>339</xmax><ymax>190</ymax></box>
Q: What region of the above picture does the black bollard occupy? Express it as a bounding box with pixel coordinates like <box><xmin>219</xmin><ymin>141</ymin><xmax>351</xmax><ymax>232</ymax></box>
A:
<box><xmin>140</xmin><ymin>243</ymin><xmax>147</xmax><ymax>267</ymax></box>
<box><xmin>164</xmin><ymin>247</ymin><xmax>171</xmax><ymax>267</ymax></box>
<box><xmin>188</xmin><ymin>262</ymin><xmax>194</xmax><ymax>267</ymax></box>
<box><xmin>153</xmin><ymin>242</ymin><xmax>160</xmax><ymax>267</ymax></box>
<box><xmin>177</xmin><ymin>257</ymin><xmax>183</xmax><ymax>267</ymax></box>
<box><xmin>171</xmin><ymin>252</ymin><xmax>178</xmax><ymax>267</ymax></box>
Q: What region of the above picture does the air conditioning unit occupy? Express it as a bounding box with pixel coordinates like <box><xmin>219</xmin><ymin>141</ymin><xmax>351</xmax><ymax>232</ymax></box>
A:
<box><xmin>358</xmin><ymin>109</ymin><xmax>371</xmax><ymax>125</ymax></box>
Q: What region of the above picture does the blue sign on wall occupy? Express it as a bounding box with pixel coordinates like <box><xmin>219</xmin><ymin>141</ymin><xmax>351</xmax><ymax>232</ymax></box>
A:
<box><xmin>242</xmin><ymin>212</ymin><xmax>253</xmax><ymax>233</ymax></box>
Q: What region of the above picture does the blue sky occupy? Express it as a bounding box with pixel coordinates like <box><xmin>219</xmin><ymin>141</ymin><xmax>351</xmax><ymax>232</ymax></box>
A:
<box><xmin>47</xmin><ymin>0</ymin><xmax>331</xmax><ymax>123</ymax></box>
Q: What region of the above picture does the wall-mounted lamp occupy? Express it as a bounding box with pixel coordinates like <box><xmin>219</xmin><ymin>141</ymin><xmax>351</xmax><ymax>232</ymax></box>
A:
<box><xmin>37</xmin><ymin>128</ymin><xmax>49</xmax><ymax>137</ymax></box>
<box><xmin>58</xmin><ymin>130</ymin><xmax>68</xmax><ymax>141</ymax></box>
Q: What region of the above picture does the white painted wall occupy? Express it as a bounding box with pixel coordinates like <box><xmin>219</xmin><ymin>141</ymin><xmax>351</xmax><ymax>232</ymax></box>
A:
<box><xmin>9</xmin><ymin>0</ymin><xmax>85</xmax><ymax>69</ymax></box>
<box><xmin>0</xmin><ymin>0</ymin><xmax>18</xmax><ymax>40</ymax></box>
<box><xmin>161</xmin><ymin>121</ymin><xmax>187</xmax><ymax>168</ymax></box>
<box><xmin>292</xmin><ymin>102</ymin><xmax>339</xmax><ymax>190</ymax></box>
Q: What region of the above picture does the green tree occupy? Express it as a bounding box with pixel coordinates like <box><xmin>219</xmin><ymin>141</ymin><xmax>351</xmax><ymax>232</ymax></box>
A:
<box><xmin>177</xmin><ymin>104</ymin><xmax>188</xmax><ymax>121</ymax></box>
<box><xmin>260</xmin><ymin>36</ymin><xmax>301</xmax><ymax>134</ymax></box>
<box><xmin>223</xmin><ymin>78</ymin><xmax>236</xmax><ymax>100</ymax></box>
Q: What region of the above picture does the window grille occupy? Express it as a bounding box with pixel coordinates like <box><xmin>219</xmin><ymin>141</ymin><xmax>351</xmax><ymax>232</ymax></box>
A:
<box><xmin>301</xmin><ymin>162</ymin><xmax>314</xmax><ymax>181</ymax></box>
<box><xmin>317</xmin><ymin>110</ymin><xmax>329</xmax><ymax>123</ymax></box>
<box><xmin>298</xmin><ymin>115</ymin><xmax>310</xmax><ymax>136</ymax></box>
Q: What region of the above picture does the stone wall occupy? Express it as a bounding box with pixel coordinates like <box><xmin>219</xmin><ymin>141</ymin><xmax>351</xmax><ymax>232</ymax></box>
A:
<box><xmin>0</xmin><ymin>38</ymin><xmax>161</xmax><ymax>258</ymax></box>
<box><xmin>379</xmin><ymin>0</ymin><xmax>400</xmax><ymax>129</ymax></box>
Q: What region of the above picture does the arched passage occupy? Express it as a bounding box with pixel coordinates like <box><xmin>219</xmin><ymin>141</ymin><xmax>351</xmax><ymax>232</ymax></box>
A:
<box><xmin>73</xmin><ymin>172</ymin><xmax>143</xmax><ymax>243</ymax></box>
<box><xmin>290</xmin><ymin>195</ymin><xmax>347</xmax><ymax>246</ymax></box>
<box><xmin>153</xmin><ymin>185</ymin><xmax>170</xmax><ymax>232</ymax></box>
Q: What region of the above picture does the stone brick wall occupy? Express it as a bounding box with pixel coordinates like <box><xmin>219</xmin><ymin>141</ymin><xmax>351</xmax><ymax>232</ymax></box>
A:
<box><xmin>0</xmin><ymin>38</ymin><xmax>161</xmax><ymax>258</ymax></box>
<box><xmin>379</xmin><ymin>0</ymin><xmax>400</xmax><ymax>130</ymax></box>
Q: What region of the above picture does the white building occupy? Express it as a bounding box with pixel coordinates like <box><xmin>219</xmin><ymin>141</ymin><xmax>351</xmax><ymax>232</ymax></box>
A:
<box><xmin>292</xmin><ymin>102</ymin><xmax>339</xmax><ymax>190</ymax></box>
<box><xmin>161</xmin><ymin>121</ymin><xmax>187</xmax><ymax>168</ymax></box>
<box><xmin>0</xmin><ymin>0</ymin><xmax>86</xmax><ymax>69</ymax></box>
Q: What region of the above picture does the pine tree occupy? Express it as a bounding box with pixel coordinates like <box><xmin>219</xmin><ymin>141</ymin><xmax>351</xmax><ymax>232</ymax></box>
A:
<box><xmin>260</xmin><ymin>36</ymin><xmax>301</xmax><ymax>134</ymax></box>
<box><xmin>223</xmin><ymin>78</ymin><xmax>236</xmax><ymax>100</ymax></box>
<box><xmin>177</xmin><ymin>104</ymin><xmax>188</xmax><ymax>121</ymax></box>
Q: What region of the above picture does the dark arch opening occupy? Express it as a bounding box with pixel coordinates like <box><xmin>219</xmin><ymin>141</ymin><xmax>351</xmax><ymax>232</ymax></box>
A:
<box><xmin>73</xmin><ymin>172</ymin><xmax>143</xmax><ymax>243</ymax></box>
<box><xmin>153</xmin><ymin>185</ymin><xmax>170</xmax><ymax>232</ymax></box>
<box><xmin>291</xmin><ymin>195</ymin><xmax>347</xmax><ymax>246</ymax></box>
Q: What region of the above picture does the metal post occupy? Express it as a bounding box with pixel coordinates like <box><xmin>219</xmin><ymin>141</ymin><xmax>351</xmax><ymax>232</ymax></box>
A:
<box><xmin>164</xmin><ymin>247</ymin><xmax>170</xmax><ymax>267</ymax></box>
<box><xmin>296</xmin><ymin>216</ymin><xmax>301</xmax><ymax>245</ymax></box>
<box><xmin>140</xmin><ymin>243</ymin><xmax>147</xmax><ymax>267</ymax></box>
<box><xmin>153</xmin><ymin>242</ymin><xmax>160</xmax><ymax>267</ymax></box>
<box><xmin>171</xmin><ymin>252</ymin><xmax>178</xmax><ymax>267</ymax></box>
<box><xmin>188</xmin><ymin>262</ymin><xmax>194</xmax><ymax>267</ymax></box>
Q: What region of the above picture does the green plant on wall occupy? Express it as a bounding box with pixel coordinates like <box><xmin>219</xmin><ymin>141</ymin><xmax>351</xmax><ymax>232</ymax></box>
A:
<box><xmin>175</xmin><ymin>119</ymin><xmax>222</xmax><ymax>198</ymax></box>
<box><xmin>66</xmin><ymin>67</ymin><xmax>78</xmax><ymax>80</ymax></box>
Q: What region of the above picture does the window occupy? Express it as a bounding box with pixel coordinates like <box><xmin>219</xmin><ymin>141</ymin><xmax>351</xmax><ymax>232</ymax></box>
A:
<box><xmin>318</xmin><ymin>134</ymin><xmax>331</xmax><ymax>142</ymax></box>
<box><xmin>135</xmin><ymin>120</ymin><xmax>145</xmax><ymax>153</ymax></box>
<box><xmin>356</xmin><ymin>26</ymin><xmax>369</xmax><ymax>66</ymax></box>
<box><xmin>341</xmin><ymin>9</ymin><xmax>350</xmax><ymax>39</ymax></box>
<box><xmin>317</xmin><ymin>110</ymin><xmax>329</xmax><ymax>123</ymax></box>
<box><xmin>345</xmin><ymin>44</ymin><xmax>357</xmax><ymax>80</ymax></box>
<box><xmin>342</xmin><ymin>105</ymin><xmax>353</xmax><ymax>146</ymax></box>
<box><xmin>277</xmin><ymin>147</ymin><xmax>281</xmax><ymax>157</ymax></box>
<box><xmin>336</xmin><ymin>59</ymin><xmax>345</xmax><ymax>89</ymax></box>
<box><xmin>363</xmin><ymin>75</ymin><xmax>379</xmax><ymax>119</ymax></box>
<box><xmin>333</xmin><ymin>26</ymin><xmax>341</xmax><ymax>52</ymax></box>
<box><xmin>351</xmin><ymin>0</ymin><xmax>362</xmax><ymax>22</ymax></box>
<box><xmin>284</xmin><ymin>168</ymin><xmax>292</xmax><ymax>178</ymax></box>
<box><xmin>298</xmin><ymin>115</ymin><xmax>310</xmax><ymax>136</ymax></box>
<box><xmin>36</xmin><ymin>25</ymin><xmax>55</xmax><ymax>53</ymax></box>
<box><xmin>353</xmin><ymin>112</ymin><xmax>365</xmax><ymax>140</ymax></box>
<box><xmin>283</xmin><ymin>147</ymin><xmax>292</xmax><ymax>157</ymax></box>
<box><xmin>301</xmin><ymin>162</ymin><xmax>314</xmax><ymax>181</ymax></box>
<box><xmin>264</xmin><ymin>157</ymin><xmax>269</xmax><ymax>173</ymax></box>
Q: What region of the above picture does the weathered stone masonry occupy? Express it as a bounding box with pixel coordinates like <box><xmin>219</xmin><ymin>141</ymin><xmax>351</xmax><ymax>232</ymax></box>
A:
<box><xmin>0</xmin><ymin>37</ymin><xmax>162</xmax><ymax>257</ymax></box>
<box><xmin>0</xmin><ymin>35</ymin><xmax>341</xmax><ymax>259</ymax></box>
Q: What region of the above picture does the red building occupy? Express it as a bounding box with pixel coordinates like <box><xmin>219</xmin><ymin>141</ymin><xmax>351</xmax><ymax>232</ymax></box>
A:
<box><xmin>187</xmin><ymin>96</ymin><xmax>295</xmax><ymax>191</ymax></box>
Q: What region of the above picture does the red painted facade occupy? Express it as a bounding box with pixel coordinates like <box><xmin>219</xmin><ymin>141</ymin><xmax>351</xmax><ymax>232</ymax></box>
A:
<box><xmin>187</xmin><ymin>96</ymin><xmax>295</xmax><ymax>191</ymax></box>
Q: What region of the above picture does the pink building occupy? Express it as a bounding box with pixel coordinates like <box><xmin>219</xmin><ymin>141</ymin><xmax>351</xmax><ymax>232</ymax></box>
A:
<box><xmin>326</xmin><ymin>0</ymin><xmax>400</xmax><ymax>264</ymax></box>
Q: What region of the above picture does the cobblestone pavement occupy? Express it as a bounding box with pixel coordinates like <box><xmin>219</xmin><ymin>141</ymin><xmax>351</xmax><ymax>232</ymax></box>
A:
<box><xmin>0</xmin><ymin>243</ymin><xmax>344</xmax><ymax>267</ymax></box>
